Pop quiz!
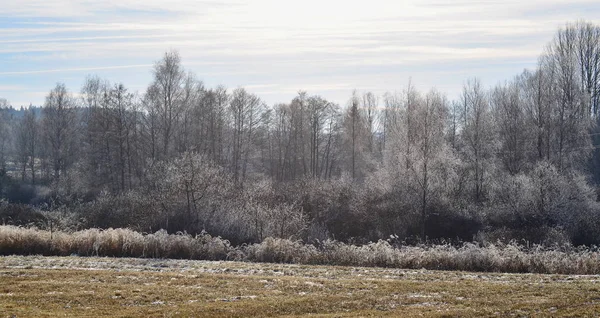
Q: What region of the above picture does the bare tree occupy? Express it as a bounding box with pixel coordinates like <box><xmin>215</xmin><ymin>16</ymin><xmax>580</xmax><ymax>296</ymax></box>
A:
<box><xmin>107</xmin><ymin>83</ymin><xmax>135</xmax><ymax>192</ymax></box>
<box><xmin>547</xmin><ymin>28</ymin><xmax>592</xmax><ymax>171</ymax></box>
<box><xmin>344</xmin><ymin>91</ymin><xmax>363</xmax><ymax>180</ymax></box>
<box><xmin>15</xmin><ymin>107</ymin><xmax>38</xmax><ymax>184</ymax></box>
<box><xmin>81</xmin><ymin>76</ymin><xmax>112</xmax><ymax>190</ymax></box>
<box><xmin>362</xmin><ymin>92</ymin><xmax>378</xmax><ymax>155</ymax></box>
<box><xmin>411</xmin><ymin>90</ymin><xmax>450</xmax><ymax>240</ymax></box>
<box><xmin>42</xmin><ymin>83</ymin><xmax>79</xmax><ymax>180</ymax></box>
<box><xmin>460</xmin><ymin>79</ymin><xmax>496</xmax><ymax>202</ymax></box>
<box><xmin>229</xmin><ymin>87</ymin><xmax>266</xmax><ymax>187</ymax></box>
<box><xmin>0</xmin><ymin>99</ymin><xmax>11</xmax><ymax>174</ymax></box>
<box><xmin>380</xmin><ymin>92</ymin><xmax>402</xmax><ymax>162</ymax></box>
<box><xmin>146</xmin><ymin>50</ymin><xmax>188</xmax><ymax>160</ymax></box>
<box><xmin>491</xmin><ymin>78</ymin><xmax>529</xmax><ymax>174</ymax></box>
<box><xmin>307</xmin><ymin>95</ymin><xmax>331</xmax><ymax>178</ymax></box>
<box><xmin>573</xmin><ymin>22</ymin><xmax>600</xmax><ymax>116</ymax></box>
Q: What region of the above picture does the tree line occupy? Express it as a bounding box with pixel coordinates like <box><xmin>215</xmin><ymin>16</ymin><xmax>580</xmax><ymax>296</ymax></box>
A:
<box><xmin>1</xmin><ymin>21</ymin><xmax>600</xmax><ymax>246</ymax></box>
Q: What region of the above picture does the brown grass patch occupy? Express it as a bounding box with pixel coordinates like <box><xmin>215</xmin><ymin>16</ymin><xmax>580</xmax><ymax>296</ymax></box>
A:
<box><xmin>1</xmin><ymin>255</ymin><xmax>600</xmax><ymax>317</ymax></box>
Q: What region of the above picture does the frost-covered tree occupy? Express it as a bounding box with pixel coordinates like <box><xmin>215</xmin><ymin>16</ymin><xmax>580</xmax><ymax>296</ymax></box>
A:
<box><xmin>42</xmin><ymin>83</ymin><xmax>79</xmax><ymax>180</ymax></box>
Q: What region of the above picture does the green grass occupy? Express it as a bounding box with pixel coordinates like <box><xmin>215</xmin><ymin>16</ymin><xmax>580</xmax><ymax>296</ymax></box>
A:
<box><xmin>1</xmin><ymin>255</ymin><xmax>600</xmax><ymax>317</ymax></box>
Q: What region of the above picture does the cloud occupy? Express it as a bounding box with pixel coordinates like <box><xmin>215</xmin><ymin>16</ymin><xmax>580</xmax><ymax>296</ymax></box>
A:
<box><xmin>0</xmin><ymin>64</ymin><xmax>155</xmax><ymax>76</ymax></box>
<box><xmin>1</xmin><ymin>0</ymin><xmax>600</xmax><ymax>106</ymax></box>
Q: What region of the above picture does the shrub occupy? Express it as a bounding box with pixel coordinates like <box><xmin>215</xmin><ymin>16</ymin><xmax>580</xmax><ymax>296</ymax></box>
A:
<box><xmin>244</xmin><ymin>237</ymin><xmax>318</xmax><ymax>264</ymax></box>
<box><xmin>0</xmin><ymin>202</ymin><xmax>46</xmax><ymax>228</ymax></box>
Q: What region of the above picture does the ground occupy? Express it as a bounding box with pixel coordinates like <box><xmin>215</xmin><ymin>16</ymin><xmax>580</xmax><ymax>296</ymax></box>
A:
<box><xmin>1</xmin><ymin>256</ymin><xmax>600</xmax><ymax>317</ymax></box>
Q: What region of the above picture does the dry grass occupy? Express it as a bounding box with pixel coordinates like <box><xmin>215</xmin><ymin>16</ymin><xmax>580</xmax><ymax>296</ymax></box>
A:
<box><xmin>0</xmin><ymin>226</ymin><xmax>233</xmax><ymax>260</ymax></box>
<box><xmin>1</xmin><ymin>255</ymin><xmax>600</xmax><ymax>317</ymax></box>
<box><xmin>2</xmin><ymin>225</ymin><xmax>600</xmax><ymax>274</ymax></box>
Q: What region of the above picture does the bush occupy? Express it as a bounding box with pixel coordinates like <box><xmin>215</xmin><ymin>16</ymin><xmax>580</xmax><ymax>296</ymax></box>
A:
<box><xmin>0</xmin><ymin>202</ymin><xmax>46</xmax><ymax>228</ymax></box>
<box><xmin>244</xmin><ymin>237</ymin><xmax>318</xmax><ymax>264</ymax></box>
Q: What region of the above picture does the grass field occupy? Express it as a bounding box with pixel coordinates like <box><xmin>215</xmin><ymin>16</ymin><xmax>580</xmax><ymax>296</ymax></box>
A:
<box><xmin>1</xmin><ymin>256</ymin><xmax>600</xmax><ymax>317</ymax></box>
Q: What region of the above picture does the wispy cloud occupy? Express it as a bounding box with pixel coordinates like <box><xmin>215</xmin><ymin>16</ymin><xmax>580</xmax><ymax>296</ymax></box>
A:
<box><xmin>0</xmin><ymin>64</ymin><xmax>154</xmax><ymax>76</ymax></box>
<box><xmin>0</xmin><ymin>85</ymin><xmax>26</xmax><ymax>92</ymax></box>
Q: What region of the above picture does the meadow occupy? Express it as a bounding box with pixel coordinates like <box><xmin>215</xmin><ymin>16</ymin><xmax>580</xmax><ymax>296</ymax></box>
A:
<box><xmin>1</xmin><ymin>255</ymin><xmax>600</xmax><ymax>317</ymax></box>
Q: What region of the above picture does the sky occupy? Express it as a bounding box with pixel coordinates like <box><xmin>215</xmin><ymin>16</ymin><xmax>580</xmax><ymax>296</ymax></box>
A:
<box><xmin>1</xmin><ymin>0</ymin><xmax>600</xmax><ymax>108</ymax></box>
